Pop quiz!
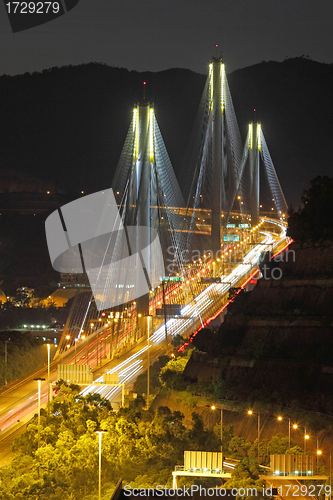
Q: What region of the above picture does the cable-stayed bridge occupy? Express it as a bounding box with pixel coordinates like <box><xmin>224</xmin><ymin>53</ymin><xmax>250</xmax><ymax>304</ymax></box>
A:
<box><xmin>0</xmin><ymin>58</ymin><xmax>290</xmax><ymax>434</ymax></box>
<box><xmin>54</xmin><ymin>57</ymin><xmax>289</xmax><ymax>364</ymax></box>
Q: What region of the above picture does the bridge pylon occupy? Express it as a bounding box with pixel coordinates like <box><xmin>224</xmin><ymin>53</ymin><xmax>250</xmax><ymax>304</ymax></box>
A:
<box><xmin>210</xmin><ymin>58</ymin><xmax>225</xmax><ymax>256</ymax></box>
<box><xmin>54</xmin><ymin>99</ymin><xmax>185</xmax><ymax>358</ymax></box>
<box><xmin>184</xmin><ymin>57</ymin><xmax>289</xmax><ymax>259</ymax></box>
<box><xmin>249</xmin><ymin>122</ymin><xmax>261</xmax><ymax>226</ymax></box>
<box><xmin>112</xmin><ymin>100</ymin><xmax>186</xmax><ymax>336</ymax></box>
<box><xmin>124</xmin><ymin>102</ymin><xmax>153</xmax><ymax>317</ymax></box>
<box><xmin>239</xmin><ymin>121</ymin><xmax>288</xmax><ymax>224</ymax></box>
<box><xmin>184</xmin><ymin>57</ymin><xmax>244</xmax><ymax>257</ymax></box>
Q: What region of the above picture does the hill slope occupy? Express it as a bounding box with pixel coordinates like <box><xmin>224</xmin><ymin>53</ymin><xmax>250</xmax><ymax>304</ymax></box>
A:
<box><xmin>185</xmin><ymin>241</ymin><xmax>333</xmax><ymax>415</ymax></box>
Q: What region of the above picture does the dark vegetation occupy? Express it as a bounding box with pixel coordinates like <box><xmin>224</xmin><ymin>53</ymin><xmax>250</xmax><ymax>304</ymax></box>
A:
<box><xmin>0</xmin><ymin>302</ymin><xmax>68</xmax><ymax>329</ymax></box>
<box><xmin>133</xmin><ymin>355</ymin><xmax>169</xmax><ymax>395</ymax></box>
<box><xmin>133</xmin><ymin>335</ymin><xmax>193</xmax><ymax>396</ymax></box>
<box><xmin>185</xmin><ymin>321</ymin><xmax>333</xmax><ymax>415</ymax></box>
<box><xmin>0</xmin><ymin>384</ymin><xmax>217</xmax><ymax>499</ymax></box>
<box><xmin>0</xmin><ymin>383</ymin><xmax>308</xmax><ymax>500</ymax></box>
<box><xmin>163</xmin><ymin>177</ymin><xmax>333</xmax><ymax>413</ymax></box>
<box><xmin>0</xmin><ymin>331</ymin><xmax>47</xmax><ymax>387</ymax></box>
<box><xmin>0</xmin><ymin>64</ymin><xmax>205</xmax><ymax>196</ymax></box>
<box><xmin>0</xmin><ymin>303</ymin><xmax>66</xmax><ymax>385</ymax></box>
<box><xmin>288</xmin><ymin>176</ymin><xmax>333</xmax><ymax>242</ymax></box>
<box><xmin>0</xmin><ymin>212</ymin><xmax>59</xmax><ymax>293</ymax></box>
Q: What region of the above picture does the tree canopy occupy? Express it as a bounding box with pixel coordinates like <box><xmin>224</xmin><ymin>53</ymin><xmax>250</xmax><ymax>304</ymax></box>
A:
<box><xmin>288</xmin><ymin>176</ymin><xmax>333</xmax><ymax>241</ymax></box>
<box><xmin>0</xmin><ymin>385</ymin><xmax>218</xmax><ymax>499</ymax></box>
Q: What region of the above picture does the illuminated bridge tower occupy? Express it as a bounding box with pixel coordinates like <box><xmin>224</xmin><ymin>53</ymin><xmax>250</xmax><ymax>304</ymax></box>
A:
<box><xmin>125</xmin><ymin>102</ymin><xmax>154</xmax><ymax>316</ymax></box>
<box><xmin>184</xmin><ymin>57</ymin><xmax>244</xmax><ymax>257</ymax></box>
<box><xmin>53</xmin><ymin>100</ymin><xmax>185</xmax><ymax>356</ymax></box>
<box><xmin>210</xmin><ymin>59</ymin><xmax>225</xmax><ymax>256</ymax></box>
<box><xmin>112</xmin><ymin>101</ymin><xmax>185</xmax><ymax>319</ymax></box>
<box><xmin>241</xmin><ymin>121</ymin><xmax>288</xmax><ymax>225</ymax></box>
<box><xmin>249</xmin><ymin>122</ymin><xmax>261</xmax><ymax>226</ymax></box>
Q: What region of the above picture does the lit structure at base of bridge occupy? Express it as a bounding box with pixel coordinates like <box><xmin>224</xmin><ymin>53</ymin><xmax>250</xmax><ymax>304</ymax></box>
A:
<box><xmin>55</xmin><ymin>364</ymin><xmax>126</xmax><ymax>406</ymax></box>
<box><xmin>172</xmin><ymin>451</ymin><xmax>232</xmax><ymax>488</ymax></box>
<box><xmin>172</xmin><ymin>453</ymin><xmax>328</xmax><ymax>489</ymax></box>
<box><xmin>269</xmin><ymin>454</ymin><xmax>328</xmax><ymax>479</ymax></box>
<box><xmin>54</xmin><ymin>57</ymin><xmax>290</xmax><ymax>384</ymax></box>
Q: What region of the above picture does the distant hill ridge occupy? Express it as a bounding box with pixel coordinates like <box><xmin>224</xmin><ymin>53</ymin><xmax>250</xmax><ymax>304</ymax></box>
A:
<box><xmin>0</xmin><ymin>57</ymin><xmax>332</xmax><ymax>206</ymax></box>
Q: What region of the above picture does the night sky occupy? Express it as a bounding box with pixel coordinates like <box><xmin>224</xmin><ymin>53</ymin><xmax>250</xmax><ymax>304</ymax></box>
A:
<box><xmin>1</xmin><ymin>0</ymin><xmax>333</xmax><ymax>76</ymax></box>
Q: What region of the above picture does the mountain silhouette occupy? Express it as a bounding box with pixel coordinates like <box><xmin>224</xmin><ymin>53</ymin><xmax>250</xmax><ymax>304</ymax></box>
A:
<box><xmin>0</xmin><ymin>57</ymin><xmax>332</xmax><ymax>207</ymax></box>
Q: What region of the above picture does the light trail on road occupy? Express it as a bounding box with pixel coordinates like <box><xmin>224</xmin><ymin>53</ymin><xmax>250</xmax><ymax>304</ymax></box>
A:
<box><xmin>77</xmin><ymin>219</ymin><xmax>288</xmax><ymax>404</ymax></box>
<box><xmin>0</xmin><ymin>219</ymin><xmax>289</xmax><ymax>434</ymax></box>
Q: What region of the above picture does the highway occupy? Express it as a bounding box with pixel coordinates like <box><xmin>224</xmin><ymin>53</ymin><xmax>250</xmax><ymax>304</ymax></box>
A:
<box><xmin>72</xmin><ymin>219</ymin><xmax>288</xmax><ymax>402</ymax></box>
<box><xmin>0</xmin><ymin>218</ymin><xmax>289</xmax><ymax>465</ymax></box>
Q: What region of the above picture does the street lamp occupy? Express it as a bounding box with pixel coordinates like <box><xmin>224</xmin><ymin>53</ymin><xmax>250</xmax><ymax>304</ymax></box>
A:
<box><xmin>277</xmin><ymin>416</ymin><xmax>297</xmax><ymax>450</ymax></box>
<box><xmin>290</xmin><ymin>422</ymin><xmax>298</xmax><ymax>450</ymax></box>
<box><xmin>314</xmin><ymin>450</ymin><xmax>331</xmax><ymax>498</ymax></box>
<box><xmin>4</xmin><ymin>338</ymin><xmax>10</xmax><ymax>386</ymax></box>
<box><xmin>96</xmin><ymin>431</ymin><xmax>106</xmax><ymax>500</ymax></box>
<box><xmin>248</xmin><ymin>410</ymin><xmax>260</xmax><ymax>463</ymax></box>
<box><xmin>74</xmin><ymin>338</ymin><xmax>78</xmax><ymax>364</ymax></box>
<box><xmin>34</xmin><ymin>377</ymin><xmax>45</xmax><ymax>448</ymax></box>
<box><xmin>46</xmin><ymin>344</ymin><xmax>51</xmax><ymax>415</ymax></box>
<box><xmin>211</xmin><ymin>405</ymin><xmax>223</xmax><ymax>467</ymax></box>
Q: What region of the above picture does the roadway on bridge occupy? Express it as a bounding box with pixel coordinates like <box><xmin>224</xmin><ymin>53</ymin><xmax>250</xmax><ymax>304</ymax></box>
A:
<box><xmin>78</xmin><ymin>224</ymin><xmax>286</xmax><ymax>404</ymax></box>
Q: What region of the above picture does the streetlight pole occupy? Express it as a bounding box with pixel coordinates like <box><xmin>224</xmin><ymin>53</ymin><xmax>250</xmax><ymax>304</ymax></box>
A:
<box><xmin>258</xmin><ymin>413</ymin><xmax>260</xmax><ymax>464</ymax></box>
<box><xmin>161</xmin><ymin>280</ymin><xmax>168</xmax><ymax>353</ymax></box>
<box><xmin>289</xmin><ymin>418</ymin><xmax>291</xmax><ymax>450</ymax></box>
<box><xmin>147</xmin><ymin>315</ymin><xmax>150</xmax><ymax>410</ymax></box>
<box><xmin>248</xmin><ymin>410</ymin><xmax>260</xmax><ymax>463</ymax></box>
<box><xmin>277</xmin><ymin>416</ymin><xmax>297</xmax><ymax>451</ymax></box>
<box><xmin>47</xmin><ymin>344</ymin><xmax>51</xmax><ymax>416</ymax></box>
<box><xmin>290</xmin><ymin>421</ymin><xmax>298</xmax><ymax>450</ymax></box>
<box><xmin>4</xmin><ymin>339</ymin><xmax>9</xmax><ymax>386</ymax></box>
<box><xmin>220</xmin><ymin>407</ymin><xmax>223</xmax><ymax>456</ymax></box>
<box><xmin>211</xmin><ymin>405</ymin><xmax>223</xmax><ymax>468</ymax></box>
<box><xmin>74</xmin><ymin>338</ymin><xmax>78</xmax><ymax>364</ymax></box>
<box><xmin>96</xmin><ymin>431</ymin><xmax>106</xmax><ymax>500</ymax></box>
<box><xmin>34</xmin><ymin>377</ymin><xmax>45</xmax><ymax>448</ymax></box>
<box><xmin>330</xmin><ymin>452</ymin><xmax>332</xmax><ymax>500</ymax></box>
